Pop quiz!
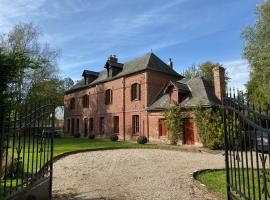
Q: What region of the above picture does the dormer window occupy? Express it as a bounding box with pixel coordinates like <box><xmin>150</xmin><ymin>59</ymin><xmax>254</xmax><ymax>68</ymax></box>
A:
<box><xmin>105</xmin><ymin>89</ymin><xmax>113</xmax><ymax>105</ymax></box>
<box><xmin>82</xmin><ymin>95</ymin><xmax>89</xmax><ymax>108</ymax></box>
<box><xmin>70</xmin><ymin>98</ymin><xmax>75</xmax><ymax>110</ymax></box>
<box><xmin>131</xmin><ymin>83</ymin><xmax>141</xmax><ymax>101</ymax></box>
<box><xmin>82</xmin><ymin>70</ymin><xmax>99</xmax><ymax>85</ymax></box>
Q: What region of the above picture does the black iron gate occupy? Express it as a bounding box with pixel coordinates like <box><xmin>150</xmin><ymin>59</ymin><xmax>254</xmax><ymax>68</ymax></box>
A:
<box><xmin>223</xmin><ymin>90</ymin><xmax>270</xmax><ymax>200</ymax></box>
<box><xmin>0</xmin><ymin>102</ymin><xmax>55</xmax><ymax>200</ymax></box>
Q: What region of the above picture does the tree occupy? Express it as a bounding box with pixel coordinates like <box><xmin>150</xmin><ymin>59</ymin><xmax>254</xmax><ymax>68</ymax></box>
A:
<box><xmin>242</xmin><ymin>0</ymin><xmax>270</xmax><ymax>103</ymax></box>
<box><xmin>0</xmin><ymin>23</ymin><xmax>62</xmax><ymax>107</ymax></box>
<box><xmin>0</xmin><ymin>23</ymin><xmax>60</xmax><ymax>103</ymax></box>
<box><xmin>63</xmin><ymin>77</ymin><xmax>74</xmax><ymax>91</ymax></box>
<box><xmin>27</xmin><ymin>79</ymin><xmax>65</xmax><ymax>106</ymax></box>
<box><xmin>183</xmin><ymin>61</ymin><xmax>230</xmax><ymax>86</ymax></box>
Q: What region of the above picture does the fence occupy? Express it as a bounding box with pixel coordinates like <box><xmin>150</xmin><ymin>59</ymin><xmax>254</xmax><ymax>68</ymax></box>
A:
<box><xmin>0</xmin><ymin>102</ymin><xmax>55</xmax><ymax>199</ymax></box>
<box><xmin>223</xmin><ymin>90</ymin><xmax>270</xmax><ymax>200</ymax></box>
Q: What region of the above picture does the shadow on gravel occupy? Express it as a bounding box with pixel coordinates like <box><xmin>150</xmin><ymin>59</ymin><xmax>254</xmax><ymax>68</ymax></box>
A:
<box><xmin>53</xmin><ymin>193</ymin><xmax>115</xmax><ymax>200</ymax></box>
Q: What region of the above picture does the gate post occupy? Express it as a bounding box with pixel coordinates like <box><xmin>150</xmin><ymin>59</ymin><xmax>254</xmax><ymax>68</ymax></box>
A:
<box><xmin>222</xmin><ymin>99</ymin><xmax>231</xmax><ymax>200</ymax></box>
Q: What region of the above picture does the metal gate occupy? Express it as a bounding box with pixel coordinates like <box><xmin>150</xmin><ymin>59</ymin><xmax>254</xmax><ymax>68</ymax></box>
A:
<box><xmin>0</xmin><ymin>102</ymin><xmax>55</xmax><ymax>200</ymax></box>
<box><xmin>222</xmin><ymin>90</ymin><xmax>270</xmax><ymax>200</ymax></box>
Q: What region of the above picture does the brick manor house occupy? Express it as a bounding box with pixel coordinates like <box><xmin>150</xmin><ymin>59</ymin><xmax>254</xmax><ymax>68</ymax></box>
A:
<box><xmin>64</xmin><ymin>53</ymin><xmax>225</xmax><ymax>145</ymax></box>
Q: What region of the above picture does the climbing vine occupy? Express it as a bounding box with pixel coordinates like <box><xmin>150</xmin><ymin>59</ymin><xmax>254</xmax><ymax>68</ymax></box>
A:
<box><xmin>194</xmin><ymin>106</ymin><xmax>224</xmax><ymax>149</ymax></box>
<box><xmin>165</xmin><ymin>106</ymin><xmax>185</xmax><ymax>145</ymax></box>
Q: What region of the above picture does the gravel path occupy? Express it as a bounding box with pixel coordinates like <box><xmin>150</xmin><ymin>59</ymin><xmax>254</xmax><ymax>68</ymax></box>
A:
<box><xmin>53</xmin><ymin>149</ymin><xmax>225</xmax><ymax>200</ymax></box>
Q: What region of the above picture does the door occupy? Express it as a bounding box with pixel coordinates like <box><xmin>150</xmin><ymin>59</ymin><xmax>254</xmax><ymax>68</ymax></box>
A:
<box><xmin>159</xmin><ymin>119</ymin><xmax>168</xmax><ymax>137</ymax></box>
<box><xmin>183</xmin><ymin>119</ymin><xmax>195</xmax><ymax>145</ymax></box>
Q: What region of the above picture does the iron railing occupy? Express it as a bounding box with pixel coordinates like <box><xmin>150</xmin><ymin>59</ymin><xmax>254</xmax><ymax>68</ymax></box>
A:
<box><xmin>223</xmin><ymin>90</ymin><xmax>270</xmax><ymax>200</ymax></box>
<box><xmin>0</xmin><ymin>102</ymin><xmax>55</xmax><ymax>199</ymax></box>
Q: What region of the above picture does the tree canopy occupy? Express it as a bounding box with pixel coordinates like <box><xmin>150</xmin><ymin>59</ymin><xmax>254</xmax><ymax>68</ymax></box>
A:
<box><xmin>0</xmin><ymin>23</ymin><xmax>73</xmax><ymax>112</ymax></box>
<box><xmin>242</xmin><ymin>0</ymin><xmax>270</xmax><ymax>103</ymax></box>
<box><xmin>183</xmin><ymin>61</ymin><xmax>229</xmax><ymax>86</ymax></box>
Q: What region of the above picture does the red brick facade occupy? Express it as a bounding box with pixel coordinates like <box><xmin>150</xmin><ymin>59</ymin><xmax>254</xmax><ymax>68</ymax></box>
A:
<box><xmin>64</xmin><ymin>54</ymin><xmax>224</xmax><ymax>145</ymax></box>
<box><xmin>64</xmin><ymin>70</ymin><xmax>182</xmax><ymax>142</ymax></box>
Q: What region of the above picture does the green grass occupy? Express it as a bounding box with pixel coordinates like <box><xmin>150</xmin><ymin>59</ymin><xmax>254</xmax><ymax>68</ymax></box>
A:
<box><xmin>196</xmin><ymin>169</ymin><xmax>270</xmax><ymax>200</ymax></box>
<box><xmin>53</xmin><ymin>137</ymin><xmax>157</xmax><ymax>156</ymax></box>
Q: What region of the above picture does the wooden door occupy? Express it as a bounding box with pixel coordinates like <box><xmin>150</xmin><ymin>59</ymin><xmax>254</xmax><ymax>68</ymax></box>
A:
<box><xmin>183</xmin><ymin>119</ymin><xmax>195</xmax><ymax>145</ymax></box>
<box><xmin>159</xmin><ymin>119</ymin><xmax>168</xmax><ymax>137</ymax></box>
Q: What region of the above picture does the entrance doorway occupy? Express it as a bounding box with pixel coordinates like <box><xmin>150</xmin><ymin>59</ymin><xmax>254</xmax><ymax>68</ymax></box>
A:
<box><xmin>183</xmin><ymin>119</ymin><xmax>195</xmax><ymax>145</ymax></box>
<box><xmin>159</xmin><ymin>119</ymin><xmax>168</xmax><ymax>137</ymax></box>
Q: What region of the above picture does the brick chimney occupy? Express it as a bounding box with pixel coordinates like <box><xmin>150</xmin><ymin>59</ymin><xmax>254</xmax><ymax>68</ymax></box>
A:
<box><xmin>108</xmin><ymin>55</ymin><xmax>118</xmax><ymax>63</ymax></box>
<box><xmin>167</xmin><ymin>58</ymin><xmax>173</xmax><ymax>69</ymax></box>
<box><xmin>213</xmin><ymin>66</ymin><xmax>225</xmax><ymax>100</ymax></box>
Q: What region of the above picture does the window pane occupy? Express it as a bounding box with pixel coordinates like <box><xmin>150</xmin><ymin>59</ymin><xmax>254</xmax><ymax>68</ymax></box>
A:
<box><xmin>114</xmin><ymin>116</ymin><xmax>119</xmax><ymax>133</ymax></box>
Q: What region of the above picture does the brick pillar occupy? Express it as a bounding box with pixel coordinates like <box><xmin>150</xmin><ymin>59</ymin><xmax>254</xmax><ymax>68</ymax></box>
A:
<box><xmin>213</xmin><ymin>66</ymin><xmax>225</xmax><ymax>100</ymax></box>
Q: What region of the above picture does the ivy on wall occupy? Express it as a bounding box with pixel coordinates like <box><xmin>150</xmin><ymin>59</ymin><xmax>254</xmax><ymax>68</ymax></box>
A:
<box><xmin>194</xmin><ymin>106</ymin><xmax>224</xmax><ymax>149</ymax></box>
<box><xmin>164</xmin><ymin>106</ymin><xmax>185</xmax><ymax>145</ymax></box>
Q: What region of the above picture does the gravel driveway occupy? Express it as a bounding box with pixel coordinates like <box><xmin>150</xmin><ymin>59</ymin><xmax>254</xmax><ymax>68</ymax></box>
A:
<box><xmin>53</xmin><ymin>149</ymin><xmax>225</xmax><ymax>200</ymax></box>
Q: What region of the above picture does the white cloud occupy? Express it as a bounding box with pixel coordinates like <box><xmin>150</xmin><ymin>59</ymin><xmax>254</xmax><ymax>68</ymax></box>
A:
<box><xmin>0</xmin><ymin>0</ymin><xmax>46</xmax><ymax>32</ymax></box>
<box><xmin>221</xmin><ymin>59</ymin><xmax>250</xmax><ymax>91</ymax></box>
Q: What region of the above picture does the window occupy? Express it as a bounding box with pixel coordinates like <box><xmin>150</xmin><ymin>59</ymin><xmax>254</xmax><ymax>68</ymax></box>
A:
<box><xmin>67</xmin><ymin>119</ymin><xmax>70</xmax><ymax>133</ymax></box>
<box><xmin>76</xmin><ymin>118</ymin><xmax>80</xmax><ymax>133</ymax></box>
<box><xmin>131</xmin><ymin>83</ymin><xmax>141</xmax><ymax>101</ymax></box>
<box><xmin>89</xmin><ymin>118</ymin><xmax>94</xmax><ymax>132</ymax></box>
<box><xmin>99</xmin><ymin>117</ymin><xmax>105</xmax><ymax>134</ymax></box>
<box><xmin>105</xmin><ymin>89</ymin><xmax>113</xmax><ymax>105</ymax></box>
<box><xmin>113</xmin><ymin>116</ymin><xmax>119</xmax><ymax>133</ymax></box>
<box><xmin>132</xmin><ymin>115</ymin><xmax>140</xmax><ymax>134</ymax></box>
<box><xmin>71</xmin><ymin>118</ymin><xmax>75</xmax><ymax>135</ymax></box>
<box><xmin>82</xmin><ymin>95</ymin><xmax>89</xmax><ymax>108</ymax></box>
<box><xmin>84</xmin><ymin>118</ymin><xmax>88</xmax><ymax>137</ymax></box>
<box><xmin>70</xmin><ymin>98</ymin><xmax>75</xmax><ymax>109</ymax></box>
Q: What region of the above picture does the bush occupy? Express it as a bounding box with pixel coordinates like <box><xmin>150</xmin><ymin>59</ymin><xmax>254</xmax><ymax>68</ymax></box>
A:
<box><xmin>137</xmin><ymin>136</ymin><xmax>148</xmax><ymax>144</ymax></box>
<box><xmin>74</xmin><ymin>133</ymin><xmax>81</xmax><ymax>138</ymax></box>
<box><xmin>54</xmin><ymin>131</ymin><xmax>62</xmax><ymax>138</ymax></box>
<box><xmin>110</xmin><ymin>134</ymin><xmax>119</xmax><ymax>141</ymax></box>
<box><xmin>88</xmin><ymin>134</ymin><xmax>95</xmax><ymax>139</ymax></box>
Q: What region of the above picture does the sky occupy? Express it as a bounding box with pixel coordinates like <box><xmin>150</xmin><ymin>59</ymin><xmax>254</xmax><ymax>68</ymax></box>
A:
<box><xmin>0</xmin><ymin>0</ymin><xmax>263</xmax><ymax>90</ymax></box>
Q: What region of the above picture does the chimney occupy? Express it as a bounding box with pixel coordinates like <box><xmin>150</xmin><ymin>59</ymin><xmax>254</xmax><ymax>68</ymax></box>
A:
<box><xmin>213</xmin><ymin>66</ymin><xmax>225</xmax><ymax>100</ymax></box>
<box><xmin>108</xmin><ymin>55</ymin><xmax>118</xmax><ymax>63</ymax></box>
<box><xmin>168</xmin><ymin>58</ymin><xmax>173</xmax><ymax>69</ymax></box>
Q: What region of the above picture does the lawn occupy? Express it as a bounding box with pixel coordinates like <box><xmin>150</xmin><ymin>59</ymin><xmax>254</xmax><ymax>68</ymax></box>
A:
<box><xmin>53</xmin><ymin>137</ymin><xmax>157</xmax><ymax>156</ymax></box>
<box><xmin>196</xmin><ymin>169</ymin><xmax>270</xmax><ymax>200</ymax></box>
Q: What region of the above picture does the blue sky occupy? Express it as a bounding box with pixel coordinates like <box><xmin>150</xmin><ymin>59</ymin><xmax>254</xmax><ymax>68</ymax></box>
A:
<box><xmin>0</xmin><ymin>0</ymin><xmax>263</xmax><ymax>90</ymax></box>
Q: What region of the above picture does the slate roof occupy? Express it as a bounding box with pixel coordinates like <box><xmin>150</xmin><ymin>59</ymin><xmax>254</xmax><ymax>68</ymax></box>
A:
<box><xmin>148</xmin><ymin>77</ymin><xmax>220</xmax><ymax>111</ymax></box>
<box><xmin>66</xmin><ymin>53</ymin><xmax>182</xmax><ymax>94</ymax></box>
<box><xmin>82</xmin><ymin>70</ymin><xmax>99</xmax><ymax>77</ymax></box>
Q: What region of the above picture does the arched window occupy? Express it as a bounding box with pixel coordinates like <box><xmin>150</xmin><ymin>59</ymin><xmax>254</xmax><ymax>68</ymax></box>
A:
<box><xmin>105</xmin><ymin>89</ymin><xmax>113</xmax><ymax>105</ymax></box>
<box><xmin>131</xmin><ymin>83</ymin><xmax>140</xmax><ymax>101</ymax></box>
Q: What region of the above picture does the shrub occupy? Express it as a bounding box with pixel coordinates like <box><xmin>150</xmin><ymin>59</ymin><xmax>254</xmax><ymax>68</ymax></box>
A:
<box><xmin>110</xmin><ymin>134</ymin><xmax>119</xmax><ymax>141</ymax></box>
<box><xmin>54</xmin><ymin>131</ymin><xmax>62</xmax><ymax>138</ymax></box>
<box><xmin>137</xmin><ymin>136</ymin><xmax>148</xmax><ymax>144</ymax></box>
<box><xmin>165</xmin><ymin>106</ymin><xmax>185</xmax><ymax>145</ymax></box>
<box><xmin>88</xmin><ymin>134</ymin><xmax>95</xmax><ymax>139</ymax></box>
<box><xmin>74</xmin><ymin>133</ymin><xmax>81</xmax><ymax>138</ymax></box>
